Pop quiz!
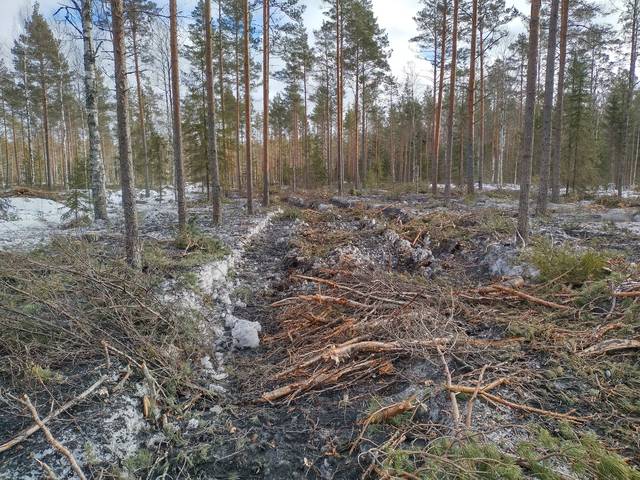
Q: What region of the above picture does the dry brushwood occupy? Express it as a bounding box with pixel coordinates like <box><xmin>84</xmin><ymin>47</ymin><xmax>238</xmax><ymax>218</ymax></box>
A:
<box><xmin>0</xmin><ymin>376</ymin><xmax>107</xmax><ymax>453</ymax></box>
<box><xmin>22</xmin><ymin>395</ymin><xmax>87</xmax><ymax>480</ymax></box>
<box><xmin>479</xmin><ymin>284</ymin><xmax>570</xmax><ymax>310</ymax></box>
<box><xmin>359</xmin><ymin>395</ymin><xmax>417</xmax><ymax>425</ymax></box>
<box><xmin>446</xmin><ymin>384</ymin><xmax>584</xmax><ymax>422</ymax></box>
<box><xmin>271</xmin><ymin>294</ymin><xmax>373</xmax><ymax>310</ymax></box>
<box><xmin>261</xmin><ymin>359</ymin><xmax>382</xmax><ymax>403</ymax></box>
<box><xmin>579</xmin><ymin>338</ymin><xmax>640</xmax><ymax>356</ymax></box>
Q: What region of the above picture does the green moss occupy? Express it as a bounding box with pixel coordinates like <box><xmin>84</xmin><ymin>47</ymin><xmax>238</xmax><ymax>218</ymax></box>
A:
<box><xmin>124</xmin><ymin>448</ymin><xmax>154</xmax><ymax>474</ymax></box>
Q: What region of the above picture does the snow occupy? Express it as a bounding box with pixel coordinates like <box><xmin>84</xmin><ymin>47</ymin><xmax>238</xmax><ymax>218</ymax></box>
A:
<box><xmin>0</xmin><ymin>197</ymin><xmax>67</xmax><ymax>249</ymax></box>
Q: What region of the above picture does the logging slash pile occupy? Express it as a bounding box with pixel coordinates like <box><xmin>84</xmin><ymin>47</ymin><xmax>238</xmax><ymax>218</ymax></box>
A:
<box><xmin>256</xmin><ymin>198</ymin><xmax>640</xmax><ymax>479</ymax></box>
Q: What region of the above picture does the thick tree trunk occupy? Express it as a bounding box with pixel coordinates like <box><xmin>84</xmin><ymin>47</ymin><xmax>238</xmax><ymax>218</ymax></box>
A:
<box><xmin>551</xmin><ymin>0</ymin><xmax>569</xmax><ymax>203</ymax></box>
<box><xmin>170</xmin><ymin>0</ymin><xmax>187</xmax><ymax>230</ymax></box>
<box><xmin>205</xmin><ymin>0</ymin><xmax>222</xmax><ymax>224</ymax></box>
<box><xmin>517</xmin><ymin>0</ymin><xmax>541</xmax><ymax>244</ymax></box>
<box><xmin>243</xmin><ymin>0</ymin><xmax>253</xmax><ymax>213</ymax></box>
<box><xmin>464</xmin><ymin>0</ymin><xmax>478</xmax><ymax>195</ymax></box>
<box><xmin>111</xmin><ymin>0</ymin><xmax>141</xmax><ymax>268</ymax></box>
<box><xmin>536</xmin><ymin>0</ymin><xmax>559</xmax><ymax>215</ymax></box>
<box><xmin>444</xmin><ymin>0</ymin><xmax>459</xmax><ymax>199</ymax></box>
<box><xmin>262</xmin><ymin>0</ymin><xmax>269</xmax><ymax>206</ymax></box>
<box><xmin>432</xmin><ymin>1</ymin><xmax>446</xmax><ymax>195</ymax></box>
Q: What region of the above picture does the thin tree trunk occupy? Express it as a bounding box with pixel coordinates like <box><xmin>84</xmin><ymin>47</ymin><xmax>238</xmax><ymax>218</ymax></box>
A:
<box><xmin>551</xmin><ymin>0</ymin><xmax>569</xmax><ymax>202</ymax></box>
<box><xmin>111</xmin><ymin>0</ymin><xmax>141</xmax><ymax>267</ymax></box>
<box><xmin>336</xmin><ymin>0</ymin><xmax>343</xmax><ymax>195</ymax></box>
<box><xmin>170</xmin><ymin>0</ymin><xmax>187</xmax><ymax>230</ymax></box>
<box><xmin>536</xmin><ymin>0</ymin><xmax>559</xmax><ymax>214</ymax></box>
<box><xmin>243</xmin><ymin>0</ymin><xmax>253</xmax><ymax>213</ymax></box>
<box><xmin>205</xmin><ymin>0</ymin><xmax>222</xmax><ymax>224</ymax></box>
<box><xmin>517</xmin><ymin>0</ymin><xmax>541</xmax><ymax>244</ymax></box>
<box><xmin>218</xmin><ymin>1</ymin><xmax>227</xmax><ymax>191</ymax></box>
<box><xmin>464</xmin><ymin>0</ymin><xmax>478</xmax><ymax>194</ymax></box>
<box><xmin>478</xmin><ymin>19</ymin><xmax>485</xmax><ymax>190</ymax></box>
<box><xmin>262</xmin><ymin>0</ymin><xmax>270</xmax><ymax>206</ymax></box>
<box><xmin>444</xmin><ymin>0</ymin><xmax>459</xmax><ymax>199</ymax></box>
<box><xmin>131</xmin><ymin>22</ymin><xmax>151</xmax><ymax>197</ymax></box>
<box><xmin>40</xmin><ymin>63</ymin><xmax>53</xmax><ymax>190</ymax></box>
<box><xmin>235</xmin><ymin>8</ymin><xmax>242</xmax><ymax>192</ymax></box>
<box><xmin>622</xmin><ymin>0</ymin><xmax>639</xmax><ymax>197</ymax></box>
<box><xmin>432</xmin><ymin>1</ymin><xmax>447</xmax><ymax>195</ymax></box>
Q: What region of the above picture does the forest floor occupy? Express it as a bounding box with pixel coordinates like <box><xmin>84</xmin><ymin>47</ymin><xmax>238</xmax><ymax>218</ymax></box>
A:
<box><xmin>0</xmin><ymin>185</ymin><xmax>639</xmax><ymax>479</ymax></box>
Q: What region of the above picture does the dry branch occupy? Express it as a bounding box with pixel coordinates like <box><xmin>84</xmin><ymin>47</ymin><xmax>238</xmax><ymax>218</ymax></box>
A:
<box><xmin>22</xmin><ymin>395</ymin><xmax>87</xmax><ymax>480</ymax></box>
<box><xmin>271</xmin><ymin>294</ymin><xmax>373</xmax><ymax>310</ymax></box>
<box><xmin>0</xmin><ymin>376</ymin><xmax>107</xmax><ymax>453</ymax></box>
<box><xmin>579</xmin><ymin>339</ymin><xmax>640</xmax><ymax>356</ymax></box>
<box><xmin>446</xmin><ymin>385</ymin><xmax>584</xmax><ymax>422</ymax></box>
<box><xmin>480</xmin><ymin>285</ymin><xmax>570</xmax><ymax>310</ymax></box>
<box><xmin>292</xmin><ymin>274</ymin><xmax>408</xmax><ymax>305</ymax></box>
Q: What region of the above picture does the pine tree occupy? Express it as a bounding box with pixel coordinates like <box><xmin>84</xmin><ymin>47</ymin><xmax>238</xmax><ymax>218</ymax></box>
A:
<box><xmin>111</xmin><ymin>0</ymin><xmax>142</xmax><ymax>268</ymax></box>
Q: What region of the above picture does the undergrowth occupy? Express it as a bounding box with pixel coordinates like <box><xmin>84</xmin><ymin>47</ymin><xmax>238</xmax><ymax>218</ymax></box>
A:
<box><xmin>525</xmin><ymin>238</ymin><xmax>611</xmax><ymax>285</ymax></box>
<box><xmin>0</xmin><ymin>238</ymin><xmax>203</xmax><ymax>388</ymax></box>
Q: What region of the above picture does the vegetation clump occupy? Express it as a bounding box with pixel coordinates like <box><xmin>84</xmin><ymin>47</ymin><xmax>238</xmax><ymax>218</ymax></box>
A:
<box><xmin>525</xmin><ymin>239</ymin><xmax>611</xmax><ymax>285</ymax></box>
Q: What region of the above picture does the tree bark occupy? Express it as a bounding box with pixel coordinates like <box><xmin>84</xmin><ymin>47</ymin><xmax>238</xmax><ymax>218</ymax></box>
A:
<box><xmin>243</xmin><ymin>0</ymin><xmax>253</xmax><ymax>213</ymax></box>
<box><xmin>262</xmin><ymin>0</ymin><xmax>270</xmax><ymax>206</ymax></box>
<box><xmin>205</xmin><ymin>0</ymin><xmax>222</xmax><ymax>225</ymax></box>
<box><xmin>40</xmin><ymin>62</ymin><xmax>52</xmax><ymax>190</ymax></box>
<box><xmin>517</xmin><ymin>0</ymin><xmax>541</xmax><ymax>244</ymax></box>
<box><xmin>464</xmin><ymin>0</ymin><xmax>478</xmax><ymax>195</ymax></box>
<box><xmin>444</xmin><ymin>0</ymin><xmax>459</xmax><ymax>199</ymax></box>
<box><xmin>432</xmin><ymin>1</ymin><xmax>447</xmax><ymax>195</ymax></box>
<box><xmin>81</xmin><ymin>0</ymin><xmax>108</xmax><ymax>220</ymax></box>
<box><xmin>170</xmin><ymin>0</ymin><xmax>187</xmax><ymax>231</ymax></box>
<box><xmin>130</xmin><ymin>21</ymin><xmax>151</xmax><ymax>197</ymax></box>
<box><xmin>536</xmin><ymin>0</ymin><xmax>559</xmax><ymax>214</ymax></box>
<box><xmin>551</xmin><ymin>0</ymin><xmax>569</xmax><ymax>203</ymax></box>
<box><xmin>111</xmin><ymin>0</ymin><xmax>141</xmax><ymax>268</ymax></box>
<box><xmin>336</xmin><ymin>0</ymin><xmax>344</xmax><ymax>195</ymax></box>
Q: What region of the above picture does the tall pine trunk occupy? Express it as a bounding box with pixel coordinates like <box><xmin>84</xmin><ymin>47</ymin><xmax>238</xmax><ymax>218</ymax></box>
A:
<box><xmin>111</xmin><ymin>0</ymin><xmax>141</xmax><ymax>267</ymax></box>
<box><xmin>131</xmin><ymin>22</ymin><xmax>150</xmax><ymax>197</ymax></box>
<box><xmin>551</xmin><ymin>0</ymin><xmax>569</xmax><ymax>203</ymax></box>
<box><xmin>432</xmin><ymin>1</ymin><xmax>447</xmax><ymax>195</ymax></box>
<box><xmin>464</xmin><ymin>0</ymin><xmax>478</xmax><ymax>195</ymax></box>
<box><xmin>262</xmin><ymin>0</ymin><xmax>270</xmax><ymax>206</ymax></box>
<box><xmin>243</xmin><ymin>0</ymin><xmax>253</xmax><ymax>213</ymax></box>
<box><xmin>205</xmin><ymin>0</ymin><xmax>222</xmax><ymax>224</ymax></box>
<box><xmin>517</xmin><ymin>0</ymin><xmax>541</xmax><ymax>244</ymax></box>
<box><xmin>444</xmin><ymin>0</ymin><xmax>459</xmax><ymax>199</ymax></box>
<box><xmin>170</xmin><ymin>0</ymin><xmax>187</xmax><ymax>231</ymax></box>
<box><xmin>336</xmin><ymin>0</ymin><xmax>344</xmax><ymax>195</ymax></box>
<box><xmin>536</xmin><ymin>0</ymin><xmax>559</xmax><ymax>214</ymax></box>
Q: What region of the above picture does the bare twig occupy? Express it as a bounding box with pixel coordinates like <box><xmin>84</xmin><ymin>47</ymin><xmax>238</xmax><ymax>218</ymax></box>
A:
<box><xmin>437</xmin><ymin>346</ymin><xmax>460</xmax><ymax>428</ymax></box>
<box><xmin>0</xmin><ymin>376</ymin><xmax>107</xmax><ymax>453</ymax></box>
<box><xmin>22</xmin><ymin>395</ymin><xmax>87</xmax><ymax>480</ymax></box>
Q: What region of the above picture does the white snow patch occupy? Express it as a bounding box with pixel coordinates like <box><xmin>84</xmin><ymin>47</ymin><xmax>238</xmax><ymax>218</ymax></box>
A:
<box><xmin>0</xmin><ymin>197</ymin><xmax>67</xmax><ymax>249</ymax></box>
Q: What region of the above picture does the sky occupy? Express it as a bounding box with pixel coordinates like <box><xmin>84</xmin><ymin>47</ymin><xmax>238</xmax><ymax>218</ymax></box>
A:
<box><xmin>0</xmin><ymin>0</ymin><xmax>529</xmax><ymax>81</ymax></box>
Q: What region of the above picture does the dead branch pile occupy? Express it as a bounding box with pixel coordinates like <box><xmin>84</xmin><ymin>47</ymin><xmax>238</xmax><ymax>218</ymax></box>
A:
<box><xmin>0</xmin><ymin>238</ymin><xmax>201</xmax><ymax>390</ymax></box>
